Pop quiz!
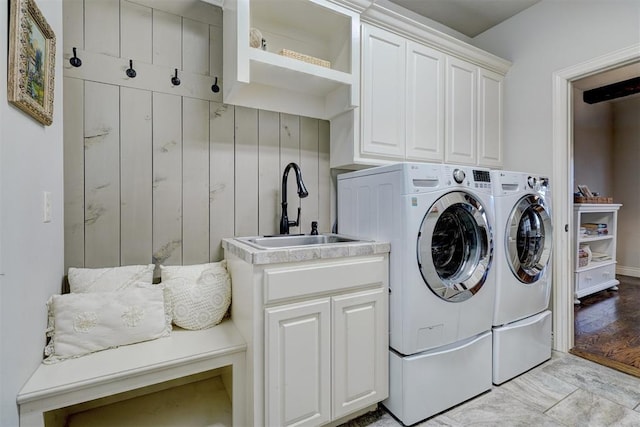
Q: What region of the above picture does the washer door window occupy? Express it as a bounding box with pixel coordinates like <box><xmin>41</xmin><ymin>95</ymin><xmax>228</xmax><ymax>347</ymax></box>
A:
<box><xmin>417</xmin><ymin>191</ymin><xmax>493</xmax><ymax>302</ymax></box>
<box><xmin>507</xmin><ymin>194</ymin><xmax>552</xmax><ymax>283</ymax></box>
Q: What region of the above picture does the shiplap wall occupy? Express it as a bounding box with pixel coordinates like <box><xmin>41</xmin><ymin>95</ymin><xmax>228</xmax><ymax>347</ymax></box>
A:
<box><xmin>63</xmin><ymin>0</ymin><xmax>331</xmax><ymax>271</ymax></box>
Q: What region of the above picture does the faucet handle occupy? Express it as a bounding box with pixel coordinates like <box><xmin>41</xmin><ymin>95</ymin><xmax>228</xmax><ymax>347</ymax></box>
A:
<box><xmin>288</xmin><ymin>207</ymin><xmax>302</xmax><ymax>228</ymax></box>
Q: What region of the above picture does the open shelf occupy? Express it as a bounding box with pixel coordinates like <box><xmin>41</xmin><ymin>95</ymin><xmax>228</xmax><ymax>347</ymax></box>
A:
<box><xmin>574</xmin><ymin>203</ymin><xmax>622</xmax><ymax>303</ymax></box>
<box><xmin>223</xmin><ymin>0</ymin><xmax>360</xmax><ymax>119</ymax></box>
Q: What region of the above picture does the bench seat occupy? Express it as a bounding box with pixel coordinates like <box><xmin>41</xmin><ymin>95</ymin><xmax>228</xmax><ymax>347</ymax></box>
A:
<box><xmin>17</xmin><ymin>320</ymin><xmax>246</xmax><ymax>427</ymax></box>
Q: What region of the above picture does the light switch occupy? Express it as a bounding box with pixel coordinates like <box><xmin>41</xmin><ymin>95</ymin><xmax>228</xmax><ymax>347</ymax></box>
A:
<box><xmin>43</xmin><ymin>191</ymin><xmax>52</xmax><ymax>223</ymax></box>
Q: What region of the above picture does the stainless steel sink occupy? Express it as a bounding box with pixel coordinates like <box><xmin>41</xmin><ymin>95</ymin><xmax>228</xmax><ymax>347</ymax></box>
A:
<box><xmin>236</xmin><ymin>234</ymin><xmax>366</xmax><ymax>250</ymax></box>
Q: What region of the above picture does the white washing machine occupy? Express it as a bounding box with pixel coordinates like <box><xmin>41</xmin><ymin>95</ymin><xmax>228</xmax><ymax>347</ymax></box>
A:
<box><xmin>338</xmin><ymin>162</ymin><xmax>495</xmax><ymax>425</ymax></box>
<box><xmin>491</xmin><ymin>170</ymin><xmax>553</xmax><ymax>385</ymax></box>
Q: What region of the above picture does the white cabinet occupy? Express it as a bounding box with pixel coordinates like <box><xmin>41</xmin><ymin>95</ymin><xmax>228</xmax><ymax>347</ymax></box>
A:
<box><xmin>477</xmin><ymin>68</ymin><xmax>504</xmax><ymax>167</ymax></box>
<box><xmin>223</xmin><ymin>0</ymin><xmax>361</xmax><ymax>120</ymax></box>
<box><xmin>265</xmin><ymin>299</ymin><xmax>331</xmax><ymax>427</ymax></box>
<box><xmin>224</xmin><ymin>245</ymin><xmax>389</xmax><ymax>427</ymax></box>
<box><xmin>361</xmin><ymin>24</ymin><xmax>406</xmax><ymax>159</ymax></box>
<box><xmin>445</xmin><ymin>56</ymin><xmax>476</xmax><ymax>165</ymax></box>
<box><xmin>573</xmin><ymin>203</ymin><xmax>622</xmax><ymax>303</ymax></box>
<box><xmin>359</xmin><ymin>25</ymin><xmax>444</xmax><ymax>162</ymax></box>
<box><xmin>330</xmin><ymin>18</ymin><xmax>509</xmax><ymax>169</ymax></box>
<box><xmin>265</xmin><ymin>287</ymin><xmax>387</xmax><ymax>426</ymax></box>
<box><xmin>332</xmin><ymin>288</ymin><xmax>387</xmax><ymax>419</ymax></box>
<box><xmin>406</xmin><ymin>41</ymin><xmax>445</xmax><ymax>161</ymax></box>
<box><xmin>444</xmin><ymin>58</ymin><xmax>504</xmax><ymax>167</ymax></box>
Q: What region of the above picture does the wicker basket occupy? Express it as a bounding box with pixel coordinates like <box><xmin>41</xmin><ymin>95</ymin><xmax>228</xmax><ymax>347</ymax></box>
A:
<box><xmin>574</xmin><ymin>196</ymin><xmax>614</xmax><ymax>204</ymax></box>
<box><xmin>279</xmin><ymin>49</ymin><xmax>331</xmax><ymax>68</ymax></box>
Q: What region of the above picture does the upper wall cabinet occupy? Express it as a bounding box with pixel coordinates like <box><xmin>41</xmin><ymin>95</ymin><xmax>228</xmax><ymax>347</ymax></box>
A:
<box><xmin>330</xmin><ymin>4</ymin><xmax>510</xmax><ymax>169</ymax></box>
<box><xmin>223</xmin><ymin>0</ymin><xmax>361</xmax><ymax>120</ymax></box>
<box><xmin>445</xmin><ymin>57</ymin><xmax>504</xmax><ymax>167</ymax></box>
<box><xmin>359</xmin><ymin>25</ymin><xmax>445</xmax><ymax>163</ymax></box>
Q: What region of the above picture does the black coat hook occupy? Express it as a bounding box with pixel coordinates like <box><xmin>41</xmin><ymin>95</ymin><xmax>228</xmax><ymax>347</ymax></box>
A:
<box><xmin>171</xmin><ymin>68</ymin><xmax>181</xmax><ymax>86</ymax></box>
<box><xmin>69</xmin><ymin>47</ymin><xmax>82</xmax><ymax>67</ymax></box>
<box><xmin>211</xmin><ymin>76</ymin><xmax>220</xmax><ymax>93</ymax></box>
<box><xmin>126</xmin><ymin>60</ymin><xmax>137</xmax><ymax>78</ymax></box>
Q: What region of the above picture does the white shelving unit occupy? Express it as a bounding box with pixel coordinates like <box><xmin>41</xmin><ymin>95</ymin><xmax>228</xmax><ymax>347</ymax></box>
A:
<box><xmin>573</xmin><ymin>203</ymin><xmax>622</xmax><ymax>304</ymax></box>
<box><xmin>223</xmin><ymin>0</ymin><xmax>361</xmax><ymax>120</ymax></box>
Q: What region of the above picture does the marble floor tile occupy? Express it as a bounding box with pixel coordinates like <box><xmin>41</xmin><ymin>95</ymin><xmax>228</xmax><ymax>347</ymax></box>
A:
<box><xmin>416</xmin><ymin>413</ymin><xmax>460</xmax><ymax>426</ymax></box>
<box><xmin>545</xmin><ymin>388</ymin><xmax>640</xmax><ymax>427</ymax></box>
<box><xmin>438</xmin><ymin>387</ymin><xmax>564</xmax><ymax>426</ymax></box>
<box><xmin>498</xmin><ymin>362</ymin><xmax>579</xmax><ymax>412</ymax></box>
<box><xmin>344</xmin><ymin>351</ymin><xmax>640</xmax><ymax>427</ymax></box>
<box><xmin>540</xmin><ymin>352</ymin><xmax>640</xmax><ymax>409</ymax></box>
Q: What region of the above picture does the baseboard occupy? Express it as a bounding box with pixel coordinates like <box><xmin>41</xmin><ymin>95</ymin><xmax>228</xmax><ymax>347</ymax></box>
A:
<box><xmin>616</xmin><ymin>265</ymin><xmax>640</xmax><ymax>278</ymax></box>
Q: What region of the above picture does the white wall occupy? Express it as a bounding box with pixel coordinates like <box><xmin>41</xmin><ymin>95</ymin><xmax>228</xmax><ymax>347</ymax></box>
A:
<box><xmin>62</xmin><ymin>1</ymin><xmax>332</xmax><ymax>272</ymax></box>
<box><xmin>0</xmin><ymin>0</ymin><xmax>64</xmax><ymax>425</ymax></box>
<box><xmin>613</xmin><ymin>96</ymin><xmax>640</xmax><ymax>275</ymax></box>
<box><xmin>573</xmin><ymin>90</ymin><xmax>613</xmax><ymax>197</ymax></box>
<box><xmin>472</xmin><ymin>0</ymin><xmax>640</xmax><ymax>176</ymax></box>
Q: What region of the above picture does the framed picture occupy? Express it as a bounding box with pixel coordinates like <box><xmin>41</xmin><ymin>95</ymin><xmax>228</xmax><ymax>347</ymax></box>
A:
<box><xmin>7</xmin><ymin>0</ymin><xmax>56</xmax><ymax>126</ymax></box>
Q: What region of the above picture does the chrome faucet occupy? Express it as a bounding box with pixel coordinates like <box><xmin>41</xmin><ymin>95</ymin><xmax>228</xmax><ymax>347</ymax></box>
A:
<box><xmin>280</xmin><ymin>162</ymin><xmax>309</xmax><ymax>234</ymax></box>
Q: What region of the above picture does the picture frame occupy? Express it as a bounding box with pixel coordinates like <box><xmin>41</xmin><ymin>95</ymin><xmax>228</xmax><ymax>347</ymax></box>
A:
<box><xmin>577</xmin><ymin>184</ymin><xmax>593</xmax><ymax>198</ymax></box>
<box><xmin>7</xmin><ymin>0</ymin><xmax>56</xmax><ymax>126</ymax></box>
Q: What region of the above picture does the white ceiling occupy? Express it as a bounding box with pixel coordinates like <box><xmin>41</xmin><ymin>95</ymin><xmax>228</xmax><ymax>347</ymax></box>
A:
<box><xmin>386</xmin><ymin>0</ymin><xmax>541</xmax><ymax>38</ymax></box>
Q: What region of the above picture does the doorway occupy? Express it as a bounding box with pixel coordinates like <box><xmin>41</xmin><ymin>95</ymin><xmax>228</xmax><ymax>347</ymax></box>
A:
<box><xmin>551</xmin><ymin>44</ymin><xmax>640</xmax><ymax>354</ymax></box>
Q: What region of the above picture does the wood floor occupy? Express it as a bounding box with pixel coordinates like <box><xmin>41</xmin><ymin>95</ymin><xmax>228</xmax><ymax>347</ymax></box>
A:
<box><xmin>571</xmin><ymin>274</ymin><xmax>640</xmax><ymax>378</ymax></box>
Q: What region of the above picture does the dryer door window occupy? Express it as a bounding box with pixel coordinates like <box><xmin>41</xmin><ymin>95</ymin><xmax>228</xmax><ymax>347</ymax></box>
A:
<box><xmin>506</xmin><ymin>194</ymin><xmax>552</xmax><ymax>283</ymax></box>
<box><xmin>417</xmin><ymin>191</ymin><xmax>493</xmax><ymax>302</ymax></box>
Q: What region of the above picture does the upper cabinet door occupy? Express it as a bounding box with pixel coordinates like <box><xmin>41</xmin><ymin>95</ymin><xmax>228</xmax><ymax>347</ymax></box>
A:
<box><xmin>406</xmin><ymin>41</ymin><xmax>445</xmax><ymax>162</ymax></box>
<box><xmin>361</xmin><ymin>24</ymin><xmax>406</xmax><ymax>159</ymax></box>
<box><xmin>445</xmin><ymin>56</ymin><xmax>477</xmax><ymax>165</ymax></box>
<box><xmin>478</xmin><ymin>68</ymin><xmax>503</xmax><ymax>168</ymax></box>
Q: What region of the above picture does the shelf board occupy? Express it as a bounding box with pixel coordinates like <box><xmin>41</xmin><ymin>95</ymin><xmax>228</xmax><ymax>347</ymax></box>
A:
<box><xmin>575</xmin><ymin>278</ymin><xmax>620</xmax><ymax>299</ymax></box>
<box><xmin>575</xmin><ymin>259</ymin><xmax>615</xmax><ymax>273</ymax></box>
<box><xmin>578</xmin><ymin>234</ymin><xmax>614</xmax><ymax>243</ymax></box>
<box><xmin>248</xmin><ymin>48</ymin><xmax>353</xmax><ymax>95</ymax></box>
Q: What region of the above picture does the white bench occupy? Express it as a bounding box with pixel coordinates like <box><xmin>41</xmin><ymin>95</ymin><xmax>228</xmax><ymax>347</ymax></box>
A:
<box><xmin>17</xmin><ymin>320</ymin><xmax>247</xmax><ymax>427</ymax></box>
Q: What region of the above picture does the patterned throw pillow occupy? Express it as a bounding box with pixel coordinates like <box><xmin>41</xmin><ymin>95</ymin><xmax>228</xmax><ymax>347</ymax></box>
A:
<box><xmin>44</xmin><ymin>284</ymin><xmax>171</xmax><ymax>363</ymax></box>
<box><xmin>160</xmin><ymin>261</ymin><xmax>231</xmax><ymax>330</ymax></box>
<box><xmin>67</xmin><ymin>264</ymin><xmax>155</xmax><ymax>293</ymax></box>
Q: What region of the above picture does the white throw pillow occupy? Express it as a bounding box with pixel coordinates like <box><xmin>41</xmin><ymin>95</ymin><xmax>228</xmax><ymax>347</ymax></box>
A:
<box><xmin>68</xmin><ymin>264</ymin><xmax>155</xmax><ymax>293</ymax></box>
<box><xmin>44</xmin><ymin>284</ymin><xmax>171</xmax><ymax>363</ymax></box>
<box><xmin>161</xmin><ymin>261</ymin><xmax>231</xmax><ymax>330</ymax></box>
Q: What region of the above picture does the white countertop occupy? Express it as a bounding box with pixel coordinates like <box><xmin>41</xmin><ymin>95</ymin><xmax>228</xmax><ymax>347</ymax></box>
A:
<box><xmin>222</xmin><ymin>237</ymin><xmax>390</xmax><ymax>265</ymax></box>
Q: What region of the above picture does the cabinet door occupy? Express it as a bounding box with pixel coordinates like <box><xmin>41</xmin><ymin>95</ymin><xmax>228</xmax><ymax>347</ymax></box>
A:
<box><xmin>361</xmin><ymin>24</ymin><xmax>406</xmax><ymax>159</ymax></box>
<box><xmin>406</xmin><ymin>41</ymin><xmax>445</xmax><ymax>161</ymax></box>
<box><xmin>265</xmin><ymin>299</ymin><xmax>331</xmax><ymax>427</ymax></box>
<box><xmin>445</xmin><ymin>56</ymin><xmax>477</xmax><ymax>165</ymax></box>
<box><xmin>332</xmin><ymin>288</ymin><xmax>388</xmax><ymax>419</ymax></box>
<box><xmin>477</xmin><ymin>68</ymin><xmax>503</xmax><ymax>167</ymax></box>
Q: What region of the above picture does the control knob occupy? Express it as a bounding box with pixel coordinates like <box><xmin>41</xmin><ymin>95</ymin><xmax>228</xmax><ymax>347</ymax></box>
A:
<box><xmin>453</xmin><ymin>169</ymin><xmax>466</xmax><ymax>184</ymax></box>
<box><xmin>527</xmin><ymin>176</ymin><xmax>537</xmax><ymax>189</ymax></box>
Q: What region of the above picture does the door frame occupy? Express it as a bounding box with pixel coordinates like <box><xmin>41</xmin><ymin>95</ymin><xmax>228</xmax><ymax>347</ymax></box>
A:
<box><xmin>551</xmin><ymin>43</ymin><xmax>640</xmax><ymax>352</ymax></box>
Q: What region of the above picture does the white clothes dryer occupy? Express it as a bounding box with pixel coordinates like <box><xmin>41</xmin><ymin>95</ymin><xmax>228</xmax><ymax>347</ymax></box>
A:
<box><xmin>491</xmin><ymin>170</ymin><xmax>553</xmax><ymax>385</ymax></box>
<box><xmin>338</xmin><ymin>162</ymin><xmax>496</xmax><ymax>425</ymax></box>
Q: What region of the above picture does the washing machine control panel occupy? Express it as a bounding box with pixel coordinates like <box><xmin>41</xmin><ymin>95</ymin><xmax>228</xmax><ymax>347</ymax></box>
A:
<box><xmin>473</xmin><ymin>170</ymin><xmax>491</xmax><ymax>183</ymax></box>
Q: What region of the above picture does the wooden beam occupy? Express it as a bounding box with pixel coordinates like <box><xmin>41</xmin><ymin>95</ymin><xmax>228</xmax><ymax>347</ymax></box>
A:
<box><xmin>583</xmin><ymin>76</ymin><xmax>640</xmax><ymax>104</ymax></box>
